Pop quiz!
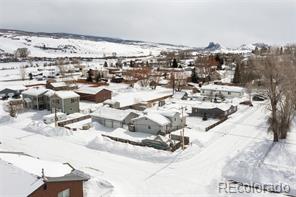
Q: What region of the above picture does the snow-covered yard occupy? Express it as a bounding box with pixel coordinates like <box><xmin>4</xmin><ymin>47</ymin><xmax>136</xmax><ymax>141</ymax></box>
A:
<box><xmin>1</xmin><ymin>96</ymin><xmax>295</xmax><ymax>196</ymax></box>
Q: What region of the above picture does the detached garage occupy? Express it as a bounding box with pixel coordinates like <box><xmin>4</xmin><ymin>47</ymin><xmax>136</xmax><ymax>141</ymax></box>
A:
<box><xmin>91</xmin><ymin>107</ymin><xmax>139</xmax><ymax>128</ymax></box>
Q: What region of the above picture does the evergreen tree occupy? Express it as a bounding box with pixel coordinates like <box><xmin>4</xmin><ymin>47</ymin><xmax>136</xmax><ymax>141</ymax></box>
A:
<box><xmin>103</xmin><ymin>61</ymin><xmax>108</xmax><ymax>67</ymax></box>
<box><xmin>86</xmin><ymin>69</ymin><xmax>92</xmax><ymax>82</ymax></box>
<box><xmin>172</xmin><ymin>58</ymin><xmax>178</xmax><ymax>68</ymax></box>
<box><xmin>191</xmin><ymin>67</ymin><xmax>198</xmax><ymax>83</ymax></box>
<box><xmin>28</xmin><ymin>73</ymin><xmax>33</xmax><ymax>80</ymax></box>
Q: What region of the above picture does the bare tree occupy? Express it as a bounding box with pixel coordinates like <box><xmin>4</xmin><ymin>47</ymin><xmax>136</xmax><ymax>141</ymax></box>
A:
<box><xmin>19</xmin><ymin>65</ymin><xmax>26</xmax><ymax>80</ymax></box>
<box><xmin>14</xmin><ymin>48</ymin><xmax>30</xmax><ymax>59</ymax></box>
<box><xmin>170</xmin><ymin>71</ymin><xmax>187</xmax><ymax>92</ymax></box>
<box><xmin>251</xmin><ymin>47</ymin><xmax>296</xmax><ymax>141</ymax></box>
<box><xmin>56</xmin><ymin>58</ymin><xmax>66</xmax><ymax>79</ymax></box>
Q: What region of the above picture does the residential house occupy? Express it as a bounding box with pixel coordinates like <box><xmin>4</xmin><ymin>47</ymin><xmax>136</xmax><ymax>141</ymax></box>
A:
<box><xmin>50</xmin><ymin>91</ymin><xmax>80</xmax><ymax>114</ymax></box>
<box><xmin>145</xmin><ymin>109</ymin><xmax>187</xmax><ymax>131</ymax></box>
<box><xmin>46</xmin><ymin>80</ymin><xmax>77</xmax><ymax>91</ymax></box>
<box><xmin>158</xmin><ymin>110</ymin><xmax>186</xmax><ymax>131</ymax></box>
<box><xmin>75</xmin><ymin>87</ymin><xmax>112</xmax><ymax>103</ymax></box>
<box><xmin>22</xmin><ymin>88</ymin><xmax>49</xmax><ymax>110</ymax></box>
<box><xmin>191</xmin><ymin>103</ymin><xmax>237</xmax><ymax>119</ymax></box>
<box><xmin>131</xmin><ymin>113</ymin><xmax>171</xmax><ymax>135</ymax></box>
<box><xmin>91</xmin><ymin>107</ymin><xmax>139</xmax><ymax>128</ymax></box>
<box><xmin>200</xmin><ymin>84</ymin><xmax>244</xmax><ymax>98</ymax></box>
<box><xmin>0</xmin><ymin>151</ymin><xmax>90</xmax><ymax>197</ymax></box>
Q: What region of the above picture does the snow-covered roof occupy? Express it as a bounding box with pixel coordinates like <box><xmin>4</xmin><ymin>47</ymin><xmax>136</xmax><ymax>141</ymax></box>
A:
<box><xmin>145</xmin><ymin>109</ymin><xmax>180</xmax><ymax>118</ymax></box>
<box><xmin>44</xmin><ymin>89</ymin><xmax>55</xmax><ymax>97</ymax></box>
<box><xmin>91</xmin><ymin>107</ymin><xmax>135</xmax><ymax>122</ymax></box>
<box><xmin>75</xmin><ymin>87</ymin><xmax>111</xmax><ymax>95</ymax></box>
<box><xmin>50</xmin><ymin>82</ymin><xmax>68</xmax><ymax>88</ymax></box>
<box><xmin>201</xmin><ymin>84</ymin><xmax>244</xmax><ymax>93</ymax></box>
<box><xmin>133</xmin><ymin>113</ymin><xmax>171</xmax><ymax>126</ymax></box>
<box><xmin>0</xmin><ymin>152</ymin><xmax>73</xmax><ymax>178</ymax></box>
<box><xmin>0</xmin><ymin>159</ymin><xmax>43</xmax><ymax>197</ymax></box>
<box><xmin>22</xmin><ymin>88</ymin><xmax>48</xmax><ymax>96</ymax></box>
<box><xmin>0</xmin><ymin>152</ymin><xmax>89</xmax><ymax>197</ymax></box>
<box><xmin>55</xmin><ymin>91</ymin><xmax>80</xmax><ymax>99</ymax></box>
<box><xmin>172</xmin><ymin>91</ymin><xmax>187</xmax><ymax>99</ymax></box>
<box><xmin>193</xmin><ymin>102</ymin><xmax>235</xmax><ymax>111</ymax></box>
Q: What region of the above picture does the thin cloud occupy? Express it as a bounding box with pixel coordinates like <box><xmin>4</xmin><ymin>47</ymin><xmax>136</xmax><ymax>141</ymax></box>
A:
<box><xmin>0</xmin><ymin>0</ymin><xmax>295</xmax><ymax>47</ymax></box>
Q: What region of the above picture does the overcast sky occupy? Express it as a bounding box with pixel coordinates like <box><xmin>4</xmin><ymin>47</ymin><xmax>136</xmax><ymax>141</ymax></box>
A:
<box><xmin>0</xmin><ymin>0</ymin><xmax>295</xmax><ymax>47</ymax></box>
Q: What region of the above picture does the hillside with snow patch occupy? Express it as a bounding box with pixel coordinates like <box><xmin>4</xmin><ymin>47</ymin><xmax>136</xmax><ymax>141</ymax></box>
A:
<box><xmin>0</xmin><ymin>29</ymin><xmax>190</xmax><ymax>58</ymax></box>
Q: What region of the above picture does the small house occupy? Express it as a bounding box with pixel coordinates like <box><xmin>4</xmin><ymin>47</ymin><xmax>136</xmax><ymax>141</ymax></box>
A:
<box><xmin>75</xmin><ymin>87</ymin><xmax>112</xmax><ymax>103</ymax></box>
<box><xmin>50</xmin><ymin>91</ymin><xmax>80</xmax><ymax>114</ymax></box>
<box><xmin>158</xmin><ymin>110</ymin><xmax>186</xmax><ymax>131</ymax></box>
<box><xmin>131</xmin><ymin>113</ymin><xmax>171</xmax><ymax>135</ymax></box>
<box><xmin>191</xmin><ymin>103</ymin><xmax>237</xmax><ymax>119</ymax></box>
<box><xmin>0</xmin><ymin>151</ymin><xmax>90</xmax><ymax>197</ymax></box>
<box><xmin>200</xmin><ymin>84</ymin><xmax>244</xmax><ymax>98</ymax></box>
<box><xmin>91</xmin><ymin>107</ymin><xmax>139</xmax><ymax>128</ymax></box>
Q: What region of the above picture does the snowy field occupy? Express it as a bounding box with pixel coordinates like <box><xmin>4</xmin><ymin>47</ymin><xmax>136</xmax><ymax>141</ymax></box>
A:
<box><xmin>0</xmin><ymin>32</ymin><xmax>187</xmax><ymax>58</ymax></box>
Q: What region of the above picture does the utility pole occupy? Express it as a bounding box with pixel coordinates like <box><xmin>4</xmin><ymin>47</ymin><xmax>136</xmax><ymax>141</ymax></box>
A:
<box><xmin>180</xmin><ymin>106</ymin><xmax>185</xmax><ymax>150</ymax></box>
<box><xmin>53</xmin><ymin>93</ymin><xmax>58</xmax><ymax>127</ymax></box>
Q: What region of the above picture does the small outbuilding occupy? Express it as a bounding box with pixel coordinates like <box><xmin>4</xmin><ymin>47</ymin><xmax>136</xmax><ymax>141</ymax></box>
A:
<box><xmin>75</xmin><ymin>87</ymin><xmax>112</xmax><ymax>103</ymax></box>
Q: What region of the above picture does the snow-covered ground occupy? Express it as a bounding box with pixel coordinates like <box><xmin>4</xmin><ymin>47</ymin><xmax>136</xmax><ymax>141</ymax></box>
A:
<box><xmin>1</xmin><ymin>93</ymin><xmax>295</xmax><ymax>196</ymax></box>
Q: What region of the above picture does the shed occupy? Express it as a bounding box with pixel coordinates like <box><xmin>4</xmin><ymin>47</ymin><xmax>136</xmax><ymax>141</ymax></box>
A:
<box><xmin>75</xmin><ymin>87</ymin><xmax>112</xmax><ymax>103</ymax></box>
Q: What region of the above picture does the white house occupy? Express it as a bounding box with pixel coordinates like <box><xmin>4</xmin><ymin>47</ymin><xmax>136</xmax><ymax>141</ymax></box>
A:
<box><xmin>131</xmin><ymin>113</ymin><xmax>171</xmax><ymax>135</ymax></box>
<box><xmin>145</xmin><ymin>109</ymin><xmax>187</xmax><ymax>131</ymax></box>
<box><xmin>200</xmin><ymin>84</ymin><xmax>244</xmax><ymax>98</ymax></box>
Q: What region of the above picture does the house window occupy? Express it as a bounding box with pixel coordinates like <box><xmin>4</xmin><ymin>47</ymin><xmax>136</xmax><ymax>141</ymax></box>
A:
<box><xmin>71</xmin><ymin>98</ymin><xmax>76</xmax><ymax>103</ymax></box>
<box><xmin>174</xmin><ymin>118</ymin><xmax>176</xmax><ymax>121</ymax></box>
<box><xmin>148</xmin><ymin>125</ymin><xmax>151</xmax><ymax>129</ymax></box>
<box><xmin>228</xmin><ymin>91</ymin><xmax>231</xmax><ymax>95</ymax></box>
<box><xmin>57</xmin><ymin>188</ymin><xmax>70</xmax><ymax>197</ymax></box>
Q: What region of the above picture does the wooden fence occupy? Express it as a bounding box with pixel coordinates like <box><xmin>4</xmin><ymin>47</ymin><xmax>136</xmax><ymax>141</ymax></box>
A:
<box><xmin>58</xmin><ymin>115</ymin><xmax>91</xmax><ymax>127</ymax></box>
<box><xmin>205</xmin><ymin>117</ymin><xmax>228</xmax><ymax>132</ymax></box>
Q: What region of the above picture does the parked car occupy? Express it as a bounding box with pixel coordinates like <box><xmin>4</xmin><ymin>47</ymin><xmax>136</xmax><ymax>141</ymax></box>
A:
<box><xmin>253</xmin><ymin>94</ymin><xmax>266</xmax><ymax>101</ymax></box>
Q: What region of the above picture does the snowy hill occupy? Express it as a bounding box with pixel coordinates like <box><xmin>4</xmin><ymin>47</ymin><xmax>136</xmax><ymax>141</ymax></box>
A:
<box><xmin>0</xmin><ymin>29</ymin><xmax>190</xmax><ymax>58</ymax></box>
<box><xmin>200</xmin><ymin>42</ymin><xmax>270</xmax><ymax>54</ymax></box>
